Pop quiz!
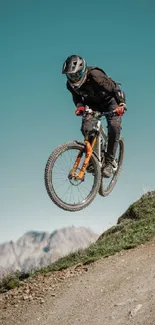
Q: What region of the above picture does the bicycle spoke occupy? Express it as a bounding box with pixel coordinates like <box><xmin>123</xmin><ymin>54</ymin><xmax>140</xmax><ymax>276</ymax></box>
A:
<box><xmin>51</xmin><ymin>147</ymin><xmax>95</xmax><ymax>205</ymax></box>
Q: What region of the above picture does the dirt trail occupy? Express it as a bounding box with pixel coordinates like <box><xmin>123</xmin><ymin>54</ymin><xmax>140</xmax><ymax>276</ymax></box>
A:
<box><xmin>1</xmin><ymin>240</ymin><xmax>155</xmax><ymax>325</ymax></box>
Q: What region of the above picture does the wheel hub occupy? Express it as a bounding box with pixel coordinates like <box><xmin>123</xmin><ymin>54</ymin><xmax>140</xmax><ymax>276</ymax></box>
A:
<box><xmin>68</xmin><ymin>169</ymin><xmax>85</xmax><ymax>186</ymax></box>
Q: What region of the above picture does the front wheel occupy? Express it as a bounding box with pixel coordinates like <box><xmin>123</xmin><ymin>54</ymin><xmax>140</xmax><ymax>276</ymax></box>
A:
<box><xmin>44</xmin><ymin>141</ymin><xmax>101</xmax><ymax>212</ymax></box>
<box><xmin>99</xmin><ymin>137</ymin><xmax>124</xmax><ymax>197</ymax></box>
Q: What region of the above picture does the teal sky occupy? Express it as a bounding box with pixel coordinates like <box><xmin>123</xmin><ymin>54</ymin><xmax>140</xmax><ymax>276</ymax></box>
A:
<box><xmin>0</xmin><ymin>0</ymin><xmax>155</xmax><ymax>243</ymax></box>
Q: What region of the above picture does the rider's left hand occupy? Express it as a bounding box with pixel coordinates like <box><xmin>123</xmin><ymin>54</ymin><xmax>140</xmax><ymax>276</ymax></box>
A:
<box><xmin>114</xmin><ymin>103</ymin><xmax>127</xmax><ymax>116</ymax></box>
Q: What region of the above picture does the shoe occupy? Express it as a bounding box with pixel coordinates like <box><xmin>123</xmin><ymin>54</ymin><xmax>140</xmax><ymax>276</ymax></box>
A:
<box><xmin>102</xmin><ymin>162</ymin><xmax>113</xmax><ymax>178</ymax></box>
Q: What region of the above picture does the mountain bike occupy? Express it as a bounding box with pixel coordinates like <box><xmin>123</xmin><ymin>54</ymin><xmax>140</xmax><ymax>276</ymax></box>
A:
<box><xmin>44</xmin><ymin>107</ymin><xmax>124</xmax><ymax>212</ymax></box>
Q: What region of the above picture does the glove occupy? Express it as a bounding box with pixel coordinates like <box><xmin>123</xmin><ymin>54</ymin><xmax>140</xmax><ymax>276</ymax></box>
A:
<box><xmin>75</xmin><ymin>106</ymin><xmax>85</xmax><ymax>116</ymax></box>
<box><xmin>114</xmin><ymin>103</ymin><xmax>127</xmax><ymax>116</ymax></box>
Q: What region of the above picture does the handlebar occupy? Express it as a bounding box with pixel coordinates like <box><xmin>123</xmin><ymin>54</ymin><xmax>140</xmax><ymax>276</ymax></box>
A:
<box><xmin>84</xmin><ymin>106</ymin><xmax>127</xmax><ymax>118</ymax></box>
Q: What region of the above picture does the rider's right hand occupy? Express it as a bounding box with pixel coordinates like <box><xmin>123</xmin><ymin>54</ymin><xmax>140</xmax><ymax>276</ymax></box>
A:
<box><xmin>75</xmin><ymin>106</ymin><xmax>85</xmax><ymax>116</ymax></box>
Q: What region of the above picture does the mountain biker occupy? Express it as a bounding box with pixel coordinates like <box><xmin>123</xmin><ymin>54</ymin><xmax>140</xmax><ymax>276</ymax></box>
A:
<box><xmin>62</xmin><ymin>55</ymin><xmax>127</xmax><ymax>178</ymax></box>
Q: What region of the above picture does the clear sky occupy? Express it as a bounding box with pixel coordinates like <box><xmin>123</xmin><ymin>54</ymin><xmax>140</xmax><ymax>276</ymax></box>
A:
<box><xmin>0</xmin><ymin>0</ymin><xmax>155</xmax><ymax>243</ymax></box>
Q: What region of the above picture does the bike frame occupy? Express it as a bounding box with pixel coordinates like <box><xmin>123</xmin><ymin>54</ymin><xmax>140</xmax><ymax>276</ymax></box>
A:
<box><xmin>71</xmin><ymin>111</ymin><xmax>109</xmax><ymax>180</ymax></box>
<box><xmin>93</xmin><ymin>119</ymin><xmax>108</xmax><ymax>162</ymax></box>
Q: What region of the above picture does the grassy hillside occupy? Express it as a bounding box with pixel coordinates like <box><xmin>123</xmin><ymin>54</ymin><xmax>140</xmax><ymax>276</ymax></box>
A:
<box><xmin>1</xmin><ymin>191</ymin><xmax>155</xmax><ymax>293</ymax></box>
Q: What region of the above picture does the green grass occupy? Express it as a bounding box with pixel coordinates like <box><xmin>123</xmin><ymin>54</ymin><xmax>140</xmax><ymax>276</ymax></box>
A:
<box><xmin>0</xmin><ymin>271</ymin><xmax>30</xmax><ymax>293</ymax></box>
<box><xmin>1</xmin><ymin>191</ymin><xmax>155</xmax><ymax>293</ymax></box>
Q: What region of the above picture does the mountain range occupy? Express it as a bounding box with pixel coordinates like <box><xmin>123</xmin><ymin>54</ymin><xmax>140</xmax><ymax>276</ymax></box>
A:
<box><xmin>0</xmin><ymin>226</ymin><xmax>99</xmax><ymax>275</ymax></box>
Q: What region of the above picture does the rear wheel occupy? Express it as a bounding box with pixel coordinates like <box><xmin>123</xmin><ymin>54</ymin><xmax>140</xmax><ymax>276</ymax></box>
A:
<box><xmin>44</xmin><ymin>141</ymin><xmax>101</xmax><ymax>211</ymax></box>
<box><xmin>98</xmin><ymin>137</ymin><xmax>124</xmax><ymax>197</ymax></box>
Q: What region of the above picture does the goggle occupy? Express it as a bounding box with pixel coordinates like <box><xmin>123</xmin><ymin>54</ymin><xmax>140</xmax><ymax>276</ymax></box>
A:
<box><xmin>67</xmin><ymin>70</ymin><xmax>84</xmax><ymax>81</ymax></box>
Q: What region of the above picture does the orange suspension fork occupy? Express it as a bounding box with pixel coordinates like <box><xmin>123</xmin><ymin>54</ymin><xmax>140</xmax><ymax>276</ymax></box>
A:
<box><xmin>71</xmin><ymin>136</ymin><xmax>97</xmax><ymax>180</ymax></box>
<box><xmin>71</xmin><ymin>150</ymin><xmax>83</xmax><ymax>176</ymax></box>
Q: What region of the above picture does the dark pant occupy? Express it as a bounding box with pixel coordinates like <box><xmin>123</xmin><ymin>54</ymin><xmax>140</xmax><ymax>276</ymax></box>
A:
<box><xmin>106</xmin><ymin>114</ymin><xmax>122</xmax><ymax>161</ymax></box>
<box><xmin>81</xmin><ymin>113</ymin><xmax>122</xmax><ymax>161</ymax></box>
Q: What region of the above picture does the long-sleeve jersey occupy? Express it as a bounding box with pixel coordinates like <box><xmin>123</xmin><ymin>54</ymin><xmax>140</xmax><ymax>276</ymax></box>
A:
<box><xmin>66</xmin><ymin>66</ymin><xmax>125</xmax><ymax>112</ymax></box>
